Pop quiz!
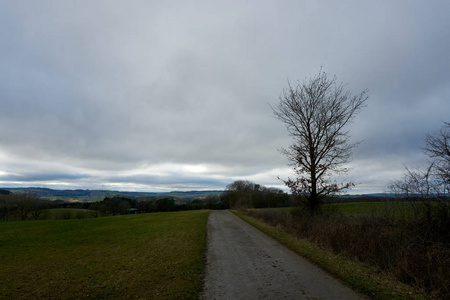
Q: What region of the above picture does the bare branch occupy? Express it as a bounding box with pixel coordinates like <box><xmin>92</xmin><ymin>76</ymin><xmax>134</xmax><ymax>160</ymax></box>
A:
<box><xmin>272</xmin><ymin>70</ymin><xmax>368</xmax><ymax>213</ymax></box>
<box><xmin>424</xmin><ymin>122</ymin><xmax>450</xmax><ymax>185</ymax></box>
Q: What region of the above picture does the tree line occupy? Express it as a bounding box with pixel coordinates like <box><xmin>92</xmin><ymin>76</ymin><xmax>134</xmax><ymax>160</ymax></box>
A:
<box><xmin>0</xmin><ymin>181</ymin><xmax>289</xmax><ymax>221</ymax></box>
<box><xmin>85</xmin><ymin>181</ymin><xmax>290</xmax><ymax>214</ymax></box>
<box><xmin>220</xmin><ymin>180</ymin><xmax>290</xmax><ymax>209</ymax></box>
<box><xmin>0</xmin><ymin>190</ymin><xmax>56</xmax><ymax>221</ymax></box>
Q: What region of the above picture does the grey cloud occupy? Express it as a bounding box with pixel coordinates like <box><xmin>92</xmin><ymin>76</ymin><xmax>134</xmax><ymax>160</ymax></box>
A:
<box><xmin>106</xmin><ymin>173</ymin><xmax>228</xmax><ymax>190</ymax></box>
<box><xmin>1</xmin><ymin>1</ymin><xmax>450</xmax><ymax>192</ymax></box>
<box><xmin>0</xmin><ymin>172</ymin><xmax>90</xmax><ymax>182</ymax></box>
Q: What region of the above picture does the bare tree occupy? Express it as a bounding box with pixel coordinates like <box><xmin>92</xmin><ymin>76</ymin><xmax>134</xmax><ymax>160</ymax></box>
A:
<box><xmin>389</xmin><ymin>122</ymin><xmax>450</xmax><ymax>224</ymax></box>
<box><xmin>389</xmin><ymin>165</ymin><xmax>439</xmax><ymax>197</ymax></box>
<box><xmin>272</xmin><ymin>70</ymin><xmax>367</xmax><ymax>213</ymax></box>
<box><xmin>16</xmin><ymin>192</ymin><xmax>39</xmax><ymax>221</ymax></box>
<box><xmin>223</xmin><ymin>180</ymin><xmax>257</xmax><ymax>209</ymax></box>
<box><xmin>425</xmin><ymin>122</ymin><xmax>450</xmax><ymax>191</ymax></box>
<box><xmin>391</xmin><ymin>122</ymin><xmax>450</xmax><ymax>197</ymax></box>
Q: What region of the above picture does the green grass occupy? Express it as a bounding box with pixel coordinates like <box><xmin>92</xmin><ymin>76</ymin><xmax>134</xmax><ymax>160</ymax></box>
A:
<box><xmin>328</xmin><ymin>201</ymin><xmax>425</xmax><ymax>221</ymax></box>
<box><xmin>261</xmin><ymin>201</ymin><xmax>424</xmax><ymax>220</ymax></box>
<box><xmin>85</xmin><ymin>196</ymin><xmax>105</xmax><ymax>202</ymax></box>
<box><xmin>327</xmin><ymin>201</ymin><xmax>388</xmax><ymax>215</ymax></box>
<box><xmin>44</xmin><ymin>196</ymin><xmax>104</xmax><ymax>202</ymax></box>
<box><xmin>232</xmin><ymin>210</ymin><xmax>426</xmax><ymax>300</ymax></box>
<box><xmin>46</xmin><ymin>208</ymin><xmax>94</xmax><ymax>219</ymax></box>
<box><xmin>0</xmin><ymin>210</ymin><xmax>210</xmax><ymax>299</ymax></box>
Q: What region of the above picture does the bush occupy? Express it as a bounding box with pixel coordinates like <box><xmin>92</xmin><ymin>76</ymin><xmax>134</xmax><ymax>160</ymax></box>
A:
<box><xmin>246</xmin><ymin>206</ymin><xmax>449</xmax><ymax>299</ymax></box>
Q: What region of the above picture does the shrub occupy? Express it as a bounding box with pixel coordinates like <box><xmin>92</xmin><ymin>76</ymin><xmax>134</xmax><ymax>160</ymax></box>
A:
<box><xmin>247</xmin><ymin>206</ymin><xmax>449</xmax><ymax>299</ymax></box>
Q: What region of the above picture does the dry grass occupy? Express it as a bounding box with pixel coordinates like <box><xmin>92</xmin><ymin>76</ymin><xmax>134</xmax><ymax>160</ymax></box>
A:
<box><xmin>243</xmin><ymin>204</ymin><xmax>449</xmax><ymax>299</ymax></box>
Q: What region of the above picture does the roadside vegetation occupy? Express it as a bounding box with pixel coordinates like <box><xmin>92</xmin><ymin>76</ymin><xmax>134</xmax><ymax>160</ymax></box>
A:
<box><xmin>236</xmin><ymin>199</ymin><xmax>449</xmax><ymax>299</ymax></box>
<box><xmin>0</xmin><ymin>210</ymin><xmax>209</xmax><ymax>299</ymax></box>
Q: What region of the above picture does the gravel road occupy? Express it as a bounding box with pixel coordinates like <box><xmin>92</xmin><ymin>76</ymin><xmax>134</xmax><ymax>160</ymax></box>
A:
<box><xmin>200</xmin><ymin>210</ymin><xmax>366</xmax><ymax>300</ymax></box>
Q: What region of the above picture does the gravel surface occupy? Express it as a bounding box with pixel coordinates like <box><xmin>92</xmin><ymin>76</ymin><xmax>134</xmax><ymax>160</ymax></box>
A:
<box><xmin>201</xmin><ymin>210</ymin><xmax>366</xmax><ymax>300</ymax></box>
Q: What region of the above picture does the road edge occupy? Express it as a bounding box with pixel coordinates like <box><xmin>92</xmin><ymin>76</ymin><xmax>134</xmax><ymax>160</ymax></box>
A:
<box><xmin>232</xmin><ymin>210</ymin><xmax>427</xmax><ymax>300</ymax></box>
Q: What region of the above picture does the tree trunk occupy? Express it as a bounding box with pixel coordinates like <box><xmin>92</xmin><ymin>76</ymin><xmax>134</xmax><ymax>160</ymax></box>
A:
<box><xmin>309</xmin><ymin>163</ymin><xmax>318</xmax><ymax>214</ymax></box>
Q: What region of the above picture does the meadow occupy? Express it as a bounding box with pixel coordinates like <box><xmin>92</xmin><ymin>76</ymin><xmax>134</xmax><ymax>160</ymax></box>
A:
<box><xmin>253</xmin><ymin>200</ymin><xmax>418</xmax><ymax>221</ymax></box>
<box><xmin>324</xmin><ymin>200</ymin><xmax>417</xmax><ymax>220</ymax></box>
<box><xmin>0</xmin><ymin>210</ymin><xmax>210</xmax><ymax>299</ymax></box>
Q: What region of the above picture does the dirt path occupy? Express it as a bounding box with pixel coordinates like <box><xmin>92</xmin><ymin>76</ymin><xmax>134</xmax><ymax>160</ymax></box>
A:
<box><xmin>201</xmin><ymin>210</ymin><xmax>365</xmax><ymax>300</ymax></box>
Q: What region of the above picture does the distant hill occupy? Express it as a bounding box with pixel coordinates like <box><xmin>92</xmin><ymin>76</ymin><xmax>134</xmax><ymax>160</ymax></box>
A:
<box><xmin>1</xmin><ymin>187</ymin><xmax>394</xmax><ymax>203</ymax></box>
<box><xmin>1</xmin><ymin>187</ymin><xmax>223</xmax><ymax>201</ymax></box>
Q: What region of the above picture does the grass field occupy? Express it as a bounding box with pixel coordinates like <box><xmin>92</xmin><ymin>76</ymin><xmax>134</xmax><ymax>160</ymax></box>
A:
<box><xmin>0</xmin><ymin>210</ymin><xmax>210</xmax><ymax>299</ymax></box>
<box><xmin>327</xmin><ymin>201</ymin><xmax>388</xmax><ymax>215</ymax></box>
<box><xmin>46</xmin><ymin>208</ymin><xmax>94</xmax><ymax>219</ymax></box>
<box><xmin>252</xmin><ymin>200</ymin><xmax>419</xmax><ymax>220</ymax></box>
<box><xmin>328</xmin><ymin>200</ymin><xmax>429</xmax><ymax>221</ymax></box>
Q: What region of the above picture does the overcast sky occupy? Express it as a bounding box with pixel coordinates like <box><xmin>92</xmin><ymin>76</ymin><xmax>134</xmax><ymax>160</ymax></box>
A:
<box><xmin>1</xmin><ymin>1</ymin><xmax>449</xmax><ymax>193</ymax></box>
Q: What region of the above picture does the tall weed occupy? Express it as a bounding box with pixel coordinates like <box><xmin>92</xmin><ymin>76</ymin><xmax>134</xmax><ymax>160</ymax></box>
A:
<box><xmin>247</xmin><ymin>206</ymin><xmax>449</xmax><ymax>299</ymax></box>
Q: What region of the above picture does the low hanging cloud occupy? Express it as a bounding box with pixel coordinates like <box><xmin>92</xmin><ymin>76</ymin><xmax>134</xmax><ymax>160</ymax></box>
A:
<box><xmin>1</xmin><ymin>1</ymin><xmax>450</xmax><ymax>193</ymax></box>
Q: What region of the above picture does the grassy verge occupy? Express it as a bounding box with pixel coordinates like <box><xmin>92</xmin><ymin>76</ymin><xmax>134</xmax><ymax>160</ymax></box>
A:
<box><xmin>0</xmin><ymin>210</ymin><xmax>210</xmax><ymax>299</ymax></box>
<box><xmin>232</xmin><ymin>210</ymin><xmax>427</xmax><ymax>300</ymax></box>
